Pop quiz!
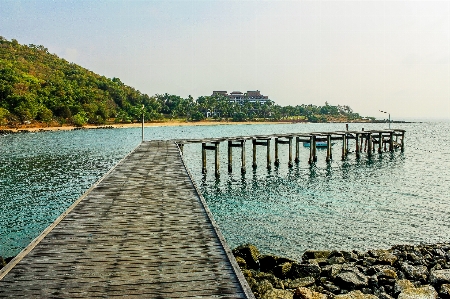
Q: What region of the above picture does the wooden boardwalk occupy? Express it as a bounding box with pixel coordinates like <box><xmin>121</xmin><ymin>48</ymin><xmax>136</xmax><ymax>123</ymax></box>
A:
<box><xmin>0</xmin><ymin>141</ymin><xmax>253</xmax><ymax>298</ymax></box>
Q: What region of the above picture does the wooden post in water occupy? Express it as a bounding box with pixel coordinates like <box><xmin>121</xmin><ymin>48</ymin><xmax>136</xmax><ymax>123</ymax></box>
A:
<box><xmin>367</xmin><ymin>133</ymin><xmax>372</xmax><ymax>157</ymax></box>
<box><xmin>378</xmin><ymin>132</ymin><xmax>382</xmax><ymax>153</ymax></box>
<box><xmin>267</xmin><ymin>139</ymin><xmax>271</xmax><ymax>169</ymax></box>
<box><xmin>228</xmin><ymin>141</ymin><xmax>233</xmax><ymax>173</ymax></box>
<box><xmin>274</xmin><ymin>138</ymin><xmax>280</xmax><ymax>167</ymax></box>
<box><xmin>214</xmin><ymin>142</ymin><xmax>220</xmax><ymax>177</ymax></box>
<box><xmin>326</xmin><ymin>135</ymin><xmax>332</xmax><ymax>163</ymax></box>
<box><xmin>179</xmin><ymin>143</ymin><xmax>184</xmax><ymax>155</ymax></box>
<box><xmin>288</xmin><ymin>137</ymin><xmax>293</xmax><ymax>167</ymax></box>
<box><xmin>241</xmin><ymin>140</ymin><xmax>246</xmax><ymax>173</ymax></box>
<box><xmin>342</xmin><ymin>134</ymin><xmax>347</xmax><ymax>160</ymax></box>
<box><xmin>355</xmin><ymin>133</ymin><xmax>360</xmax><ymax>158</ymax></box>
<box><xmin>313</xmin><ymin>135</ymin><xmax>317</xmax><ymax>162</ymax></box>
<box><xmin>389</xmin><ymin>132</ymin><xmax>394</xmax><ymax>152</ymax></box>
<box><xmin>401</xmin><ymin>131</ymin><xmax>405</xmax><ymax>152</ymax></box>
<box><xmin>252</xmin><ymin>139</ymin><xmax>257</xmax><ymax>169</ymax></box>
<box><xmin>295</xmin><ymin>137</ymin><xmax>300</xmax><ymax>163</ymax></box>
<box><xmin>202</xmin><ymin>143</ymin><xmax>207</xmax><ymax>174</ymax></box>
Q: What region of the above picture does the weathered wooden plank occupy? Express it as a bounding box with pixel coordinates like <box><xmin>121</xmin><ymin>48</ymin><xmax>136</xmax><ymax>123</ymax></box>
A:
<box><xmin>0</xmin><ymin>141</ymin><xmax>253</xmax><ymax>298</ymax></box>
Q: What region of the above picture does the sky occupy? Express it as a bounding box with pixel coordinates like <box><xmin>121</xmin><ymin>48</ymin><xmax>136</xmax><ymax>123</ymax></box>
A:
<box><xmin>1</xmin><ymin>1</ymin><xmax>450</xmax><ymax>120</ymax></box>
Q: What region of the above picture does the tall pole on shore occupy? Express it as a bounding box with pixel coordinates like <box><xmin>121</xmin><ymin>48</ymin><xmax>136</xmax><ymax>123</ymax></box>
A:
<box><xmin>142</xmin><ymin>104</ymin><xmax>145</xmax><ymax>142</ymax></box>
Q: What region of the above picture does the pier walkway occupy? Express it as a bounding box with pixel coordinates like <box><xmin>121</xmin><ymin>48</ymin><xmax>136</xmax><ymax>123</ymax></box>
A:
<box><xmin>0</xmin><ymin>141</ymin><xmax>253</xmax><ymax>298</ymax></box>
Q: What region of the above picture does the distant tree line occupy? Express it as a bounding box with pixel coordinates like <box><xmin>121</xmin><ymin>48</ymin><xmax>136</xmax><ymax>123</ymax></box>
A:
<box><xmin>0</xmin><ymin>37</ymin><xmax>368</xmax><ymax>127</ymax></box>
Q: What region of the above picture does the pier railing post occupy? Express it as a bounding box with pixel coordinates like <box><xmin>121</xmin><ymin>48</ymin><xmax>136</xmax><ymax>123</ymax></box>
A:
<box><xmin>367</xmin><ymin>133</ymin><xmax>372</xmax><ymax>157</ymax></box>
<box><xmin>228</xmin><ymin>140</ymin><xmax>232</xmax><ymax>173</ymax></box>
<box><xmin>378</xmin><ymin>132</ymin><xmax>382</xmax><ymax>153</ymax></box>
<box><xmin>252</xmin><ymin>139</ymin><xmax>257</xmax><ymax>169</ymax></box>
<box><xmin>401</xmin><ymin>131</ymin><xmax>405</xmax><ymax>152</ymax></box>
<box><xmin>274</xmin><ymin>138</ymin><xmax>280</xmax><ymax>167</ymax></box>
<box><xmin>355</xmin><ymin>134</ymin><xmax>360</xmax><ymax>158</ymax></box>
<box><xmin>214</xmin><ymin>142</ymin><xmax>220</xmax><ymax>177</ymax></box>
<box><xmin>266</xmin><ymin>139</ymin><xmax>271</xmax><ymax>169</ymax></box>
<box><xmin>295</xmin><ymin>137</ymin><xmax>300</xmax><ymax>163</ymax></box>
<box><xmin>342</xmin><ymin>134</ymin><xmax>347</xmax><ymax>160</ymax></box>
<box><xmin>241</xmin><ymin>140</ymin><xmax>246</xmax><ymax>173</ymax></box>
<box><xmin>326</xmin><ymin>135</ymin><xmax>332</xmax><ymax>163</ymax></box>
<box><xmin>202</xmin><ymin>143</ymin><xmax>207</xmax><ymax>174</ymax></box>
<box><xmin>288</xmin><ymin>137</ymin><xmax>293</xmax><ymax>167</ymax></box>
<box><xmin>389</xmin><ymin>132</ymin><xmax>394</xmax><ymax>152</ymax></box>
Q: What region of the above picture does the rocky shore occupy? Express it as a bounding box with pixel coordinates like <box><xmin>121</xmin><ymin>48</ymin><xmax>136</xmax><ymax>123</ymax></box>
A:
<box><xmin>233</xmin><ymin>243</ymin><xmax>450</xmax><ymax>299</ymax></box>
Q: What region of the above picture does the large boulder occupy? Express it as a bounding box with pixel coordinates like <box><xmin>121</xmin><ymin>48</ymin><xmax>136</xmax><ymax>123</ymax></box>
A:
<box><xmin>261</xmin><ymin>288</ymin><xmax>294</xmax><ymax>299</ymax></box>
<box><xmin>293</xmin><ymin>287</ymin><xmax>327</xmax><ymax>299</ymax></box>
<box><xmin>439</xmin><ymin>284</ymin><xmax>450</xmax><ymax>299</ymax></box>
<box><xmin>289</xmin><ymin>263</ymin><xmax>321</xmax><ymax>279</ymax></box>
<box><xmin>398</xmin><ymin>285</ymin><xmax>438</xmax><ymax>299</ymax></box>
<box><xmin>286</xmin><ymin>277</ymin><xmax>315</xmax><ymax>289</ymax></box>
<box><xmin>334</xmin><ymin>268</ymin><xmax>369</xmax><ymax>289</ymax></box>
<box><xmin>430</xmin><ymin>269</ymin><xmax>450</xmax><ymax>285</ymax></box>
<box><xmin>302</xmin><ymin>251</ymin><xmax>331</xmax><ymax>261</ymax></box>
<box><xmin>400</xmin><ymin>262</ymin><xmax>429</xmax><ymax>282</ymax></box>
<box><xmin>335</xmin><ymin>290</ymin><xmax>378</xmax><ymax>299</ymax></box>
<box><xmin>260</xmin><ymin>255</ymin><xmax>279</xmax><ymax>273</ymax></box>
<box><xmin>233</xmin><ymin>244</ymin><xmax>260</xmax><ymax>270</ymax></box>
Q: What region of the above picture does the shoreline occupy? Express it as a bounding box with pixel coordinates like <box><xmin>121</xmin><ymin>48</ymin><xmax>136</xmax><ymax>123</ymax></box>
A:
<box><xmin>0</xmin><ymin>119</ymin><xmax>411</xmax><ymax>134</ymax></box>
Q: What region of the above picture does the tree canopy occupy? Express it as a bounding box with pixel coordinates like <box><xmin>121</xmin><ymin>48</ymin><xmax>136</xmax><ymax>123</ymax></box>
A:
<box><xmin>0</xmin><ymin>37</ymin><xmax>368</xmax><ymax>127</ymax></box>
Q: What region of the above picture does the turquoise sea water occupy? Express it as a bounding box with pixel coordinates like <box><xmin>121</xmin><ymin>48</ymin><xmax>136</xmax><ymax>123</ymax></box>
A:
<box><xmin>1</xmin><ymin>122</ymin><xmax>449</xmax><ymax>260</ymax></box>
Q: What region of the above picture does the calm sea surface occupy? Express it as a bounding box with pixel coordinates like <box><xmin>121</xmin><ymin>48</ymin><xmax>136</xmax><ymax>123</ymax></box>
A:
<box><xmin>1</xmin><ymin>122</ymin><xmax>449</xmax><ymax>260</ymax></box>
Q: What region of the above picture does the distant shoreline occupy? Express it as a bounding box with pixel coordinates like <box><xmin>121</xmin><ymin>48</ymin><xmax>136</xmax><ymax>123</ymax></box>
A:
<box><xmin>0</xmin><ymin>119</ymin><xmax>414</xmax><ymax>134</ymax></box>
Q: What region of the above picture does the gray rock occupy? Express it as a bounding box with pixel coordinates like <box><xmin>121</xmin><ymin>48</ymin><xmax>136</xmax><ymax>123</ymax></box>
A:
<box><xmin>260</xmin><ymin>255</ymin><xmax>278</xmax><ymax>273</ymax></box>
<box><xmin>334</xmin><ymin>290</ymin><xmax>378</xmax><ymax>299</ymax></box>
<box><xmin>430</xmin><ymin>269</ymin><xmax>450</xmax><ymax>285</ymax></box>
<box><xmin>233</xmin><ymin>244</ymin><xmax>260</xmax><ymax>270</ymax></box>
<box><xmin>287</xmin><ymin>276</ymin><xmax>315</xmax><ymax>289</ymax></box>
<box><xmin>398</xmin><ymin>285</ymin><xmax>438</xmax><ymax>299</ymax></box>
<box><xmin>335</xmin><ymin>268</ymin><xmax>369</xmax><ymax>289</ymax></box>
<box><xmin>261</xmin><ymin>288</ymin><xmax>294</xmax><ymax>299</ymax></box>
<box><xmin>401</xmin><ymin>262</ymin><xmax>429</xmax><ymax>282</ymax></box>
<box><xmin>439</xmin><ymin>284</ymin><xmax>450</xmax><ymax>299</ymax></box>
<box><xmin>275</xmin><ymin>262</ymin><xmax>293</xmax><ymax>279</ymax></box>
<box><xmin>289</xmin><ymin>263</ymin><xmax>321</xmax><ymax>279</ymax></box>
<box><xmin>302</xmin><ymin>250</ymin><xmax>331</xmax><ymax>261</ymax></box>
<box><xmin>394</xmin><ymin>279</ymin><xmax>415</xmax><ymax>296</ymax></box>
<box><xmin>323</xmin><ymin>281</ymin><xmax>341</xmax><ymax>294</ymax></box>
<box><xmin>328</xmin><ymin>256</ymin><xmax>347</xmax><ymax>265</ymax></box>
<box><xmin>378</xmin><ymin>292</ymin><xmax>395</xmax><ymax>299</ymax></box>
<box><xmin>293</xmin><ymin>287</ymin><xmax>327</xmax><ymax>299</ymax></box>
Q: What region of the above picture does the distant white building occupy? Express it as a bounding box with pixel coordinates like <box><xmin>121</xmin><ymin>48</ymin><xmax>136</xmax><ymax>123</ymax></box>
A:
<box><xmin>212</xmin><ymin>90</ymin><xmax>270</xmax><ymax>104</ymax></box>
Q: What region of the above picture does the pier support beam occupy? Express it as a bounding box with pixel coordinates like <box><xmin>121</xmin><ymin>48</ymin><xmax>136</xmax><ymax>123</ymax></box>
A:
<box><xmin>252</xmin><ymin>140</ymin><xmax>257</xmax><ymax>169</ymax></box>
<box><xmin>378</xmin><ymin>132</ymin><xmax>383</xmax><ymax>154</ymax></box>
<box><xmin>288</xmin><ymin>137</ymin><xmax>293</xmax><ymax>167</ymax></box>
<box><xmin>355</xmin><ymin>134</ymin><xmax>360</xmax><ymax>159</ymax></box>
<box><xmin>401</xmin><ymin>131</ymin><xmax>405</xmax><ymax>152</ymax></box>
<box><xmin>309</xmin><ymin>135</ymin><xmax>317</xmax><ymax>164</ymax></box>
<box><xmin>367</xmin><ymin>133</ymin><xmax>373</xmax><ymax>158</ymax></box>
<box><xmin>228</xmin><ymin>141</ymin><xmax>233</xmax><ymax>173</ymax></box>
<box><xmin>267</xmin><ymin>139</ymin><xmax>271</xmax><ymax>169</ymax></box>
<box><xmin>274</xmin><ymin>138</ymin><xmax>280</xmax><ymax>167</ymax></box>
<box><xmin>214</xmin><ymin>142</ymin><xmax>220</xmax><ymax>177</ymax></box>
<box><xmin>251</xmin><ymin>138</ymin><xmax>271</xmax><ymax>169</ymax></box>
<box><xmin>295</xmin><ymin>137</ymin><xmax>300</xmax><ymax>163</ymax></box>
<box><xmin>342</xmin><ymin>134</ymin><xmax>347</xmax><ymax>160</ymax></box>
<box><xmin>202</xmin><ymin>143</ymin><xmax>207</xmax><ymax>174</ymax></box>
<box><xmin>241</xmin><ymin>140</ymin><xmax>246</xmax><ymax>173</ymax></box>
<box><xmin>326</xmin><ymin>135</ymin><xmax>332</xmax><ymax>163</ymax></box>
<box><xmin>202</xmin><ymin>142</ymin><xmax>220</xmax><ymax>176</ymax></box>
<box><xmin>389</xmin><ymin>132</ymin><xmax>394</xmax><ymax>152</ymax></box>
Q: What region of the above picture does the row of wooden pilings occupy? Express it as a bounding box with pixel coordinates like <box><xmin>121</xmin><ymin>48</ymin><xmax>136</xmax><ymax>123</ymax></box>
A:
<box><xmin>176</xmin><ymin>129</ymin><xmax>405</xmax><ymax>177</ymax></box>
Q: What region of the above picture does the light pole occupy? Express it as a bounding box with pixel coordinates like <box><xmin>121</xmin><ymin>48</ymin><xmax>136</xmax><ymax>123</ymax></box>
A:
<box><xmin>380</xmin><ymin>110</ymin><xmax>390</xmax><ymax>129</ymax></box>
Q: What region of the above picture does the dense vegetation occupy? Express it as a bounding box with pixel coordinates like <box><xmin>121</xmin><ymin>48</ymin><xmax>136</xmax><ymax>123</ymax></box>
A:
<box><xmin>0</xmin><ymin>37</ymin><xmax>368</xmax><ymax>127</ymax></box>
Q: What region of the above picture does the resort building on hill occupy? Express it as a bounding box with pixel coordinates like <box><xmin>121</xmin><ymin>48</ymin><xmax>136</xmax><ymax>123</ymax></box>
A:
<box><xmin>212</xmin><ymin>90</ymin><xmax>270</xmax><ymax>104</ymax></box>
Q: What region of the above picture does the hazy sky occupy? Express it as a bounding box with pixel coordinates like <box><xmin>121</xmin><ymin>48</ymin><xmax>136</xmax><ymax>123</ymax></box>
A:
<box><xmin>1</xmin><ymin>1</ymin><xmax>450</xmax><ymax>120</ymax></box>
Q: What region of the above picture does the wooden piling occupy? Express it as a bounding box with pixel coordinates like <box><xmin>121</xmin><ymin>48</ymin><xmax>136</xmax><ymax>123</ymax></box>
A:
<box><xmin>267</xmin><ymin>139</ymin><xmax>271</xmax><ymax>169</ymax></box>
<box><xmin>326</xmin><ymin>135</ymin><xmax>332</xmax><ymax>163</ymax></box>
<box><xmin>202</xmin><ymin>143</ymin><xmax>207</xmax><ymax>174</ymax></box>
<box><xmin>252</xmin><ymin>139</ymin><xmax>257</xmax><ymax>169</ymax></box>
<box><xmin>288</xmin><ymin>137</ymin><xmax>293</xmax><ymax>167</ymax></box>
<box><xmin>241</xmin><ymin>140</ymin><xmax>246</xmax><ymax>173</ymax></box>
<box><xmin>401</xmin><ymin>131</ymin><xmax>405</xmax><ymax>152</ymax></box>
<box><xmin>274</xmin><ymin>138</ymin><xmax>280</xmax><ymax>167</ymax></box>
<box><xmin>378</xmin><ymin>132</ymin><xmax>382</xmax><ymax>153</ymax></box>
<box><xmin>295</xmin><ymin>137</ymin><xmax>300</xmax><ymax>163</ymax></box>
<box><xmin>367</xmin><ymin>133</ymin><xmax>372</xmax><ymax>157</ymax></box>
<box><xmin>355</xmin><ymin>133</ymin><xmax>360</xmax><ymax>158</ymax></box>
<box><xmin>342</xmin><ymin>134</ymin><xmax>347</xmax><ymax>160</ymax></box>
<box><xmin>228</xmin><ymin>141</ymin><xmax>232</xmax><ymax>173</ymax></box>
<box><xmin>389</xmin><ymin>132</ymin><xmax>394</xmax><ymax>152</ymax></box>
<box><xmin>214</xmin><ymin>142</ymin><xmax>220</xmax><ymax>177</ymax></box>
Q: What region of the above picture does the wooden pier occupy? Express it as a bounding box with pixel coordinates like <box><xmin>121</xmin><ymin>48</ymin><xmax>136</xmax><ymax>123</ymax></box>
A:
<box><xmin>0</xmin><ymin>141</ymin><xmax>254</xmax><ymax>298</ymax></box>
<box><xmin>176</xmin><ymin>129</ymin><xmax>405</xmax><ymax>176</ymax></box>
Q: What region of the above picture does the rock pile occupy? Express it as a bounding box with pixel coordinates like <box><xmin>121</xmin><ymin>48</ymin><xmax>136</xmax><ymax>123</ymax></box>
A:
<box><xmin>233</xmin><ymin>243</ymin><xmax>450</xmax><ymax>299</ymax></box>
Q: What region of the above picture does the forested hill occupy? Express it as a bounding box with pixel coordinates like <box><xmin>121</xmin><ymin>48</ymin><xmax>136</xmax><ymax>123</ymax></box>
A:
<box><xmin>0</xmin><ymin>37</ymin><xmax>163</xmax><ymax>127</ymax></box>
<box><xmin>0</xmin><ymin>37</ymin><xmax>368</xmax><ymax>127</ymax></box>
